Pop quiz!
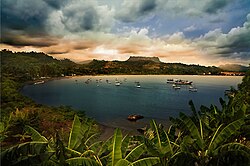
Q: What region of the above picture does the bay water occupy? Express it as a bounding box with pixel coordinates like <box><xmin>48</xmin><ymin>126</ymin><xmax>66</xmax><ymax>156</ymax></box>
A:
<box><xmin>21</xmin><ymin>75</ymin><xmax>243</xmax><ymax>130</ymax></box>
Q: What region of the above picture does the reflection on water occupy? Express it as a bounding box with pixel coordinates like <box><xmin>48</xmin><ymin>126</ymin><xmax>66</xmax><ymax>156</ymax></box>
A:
<box><xmin>21</xmin><ymin>75</ymin><xmax>242</xmax><ymax>130</ymax></box>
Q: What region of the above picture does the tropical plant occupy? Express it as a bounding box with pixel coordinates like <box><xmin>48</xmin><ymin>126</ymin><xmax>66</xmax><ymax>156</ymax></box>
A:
<box><xmin>102</xmin><ymin>128</ymin><xmax>160</xmax><ymax>166</ymax></box>
<box><xmin>0</xmin><ymin>115</ymin><xmax>100</xmax><ymax>165</ymax></box>
<box><xmin>0</xmin><ymin>125</ymin><xmax>52</xmax><ymax>166</ymax></box>
<box><xmin>142</xmin><ymin>120</ymin><xmax>180</xmax><ymax>166</ymax></box>
<box><xmin>170</xmin><ymin>111</ymin><xmax>249</xmax><ymax>166</ymax></box>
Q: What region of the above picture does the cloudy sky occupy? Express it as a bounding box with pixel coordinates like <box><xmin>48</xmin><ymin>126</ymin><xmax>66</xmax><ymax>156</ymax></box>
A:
<box><xmin>1</xmin><ymin>0</ymin><xmax>250</xmax><ymax>66</ymax></box>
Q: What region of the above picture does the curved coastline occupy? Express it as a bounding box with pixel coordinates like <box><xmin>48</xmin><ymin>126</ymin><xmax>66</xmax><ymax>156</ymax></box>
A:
<box><xmin>20</xmin><ymin>74</ymin><xmax>243</xmax><ymax>140</ymax></box>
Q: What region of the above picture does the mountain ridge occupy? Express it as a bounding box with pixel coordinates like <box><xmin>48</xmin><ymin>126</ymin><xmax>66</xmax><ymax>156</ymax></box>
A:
<box><xmin>2</xmin><ymin>50</ymin><xmax>247</xmax><ymax>76</ymax></box>
<box><xmin>219</xmin><ymin>64</ymin><xmax>249</xmax><ymax>72</ymax></box>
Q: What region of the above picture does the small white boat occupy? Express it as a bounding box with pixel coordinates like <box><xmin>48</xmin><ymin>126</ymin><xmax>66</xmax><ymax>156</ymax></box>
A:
<box><xmin>173</xmin><ymin>84</ymin><xmax>181</xmax><ymax>89</ymax></box>
<box><xmin>189</xmin><ymin>88</ymin><xmax>197</xmax><ymax>92</ymax></box>
<box><xmin>115</xmin><ymin>80</ymin><xmax>121</xmax><ymax>86</ymax></box>
<box><xmin>189</xmin><ymin>86</ymin><xmax>197</xmax><ymax>92</ymax></box>
<box><xmin>174</xmin><ymin>86</ymin><xmax>181</xmax><ymax>90</ymax></box>
<box><xmin>34</xmin><ymin>81</ymin><xmax>45</xmax><ymax>85</ymax></box>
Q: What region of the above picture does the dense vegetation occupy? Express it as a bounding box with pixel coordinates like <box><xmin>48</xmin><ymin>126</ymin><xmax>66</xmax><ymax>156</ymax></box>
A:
<box><xmin>0</xmin><ymin>50</ymin><xmax>249</xmax><ymax>165</ymax></box>
<box><xmin>1</xmin><ymin>50</ymin><xmax>223</xmax><ymax>77</ymax></box>
<box><xmin>0</xmin><ymin>50</ymin><xmax>92</xmax><ymax>149</ymax></box>
<box><xmin>85</xmin><ymin>59</ymin><xmax>222</xmax><ymax>75</ymax></box>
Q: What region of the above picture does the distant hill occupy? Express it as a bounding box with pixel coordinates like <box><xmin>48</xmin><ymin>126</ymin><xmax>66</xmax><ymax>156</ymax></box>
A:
<box><xmin>1</xmin><ymin>49</ymin><xmax>78</xmax><ymax>81</ymax></box>
<box><xmin>127</xmin><ymin>56</ymin><xmax>161</xmax><ymax>63</ymax></box>
<box><xmin>84</xmin><ymin>58</ymin><xmax>222</xmax><ymax>75</ymax></box>
<box><xmin>219</xmin><ymin>64</ymin><xmax>249</xmax><ymax>72</ymax></box>
<box><xmin>1</xmin><ymin>50</ymin><xmax>236</xmax><ymax>77</ymax></box>
<box><xmin>77</xmin><ymin>60</ymin><xmax>93</xmax><ymax>64</ymax></box>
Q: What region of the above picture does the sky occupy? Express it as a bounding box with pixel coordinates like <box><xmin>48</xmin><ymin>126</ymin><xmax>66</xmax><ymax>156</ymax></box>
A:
<box><xmin>1</xmin><ymin>0</ymin><xmax>250</xmax><ymax>66</ymax></box>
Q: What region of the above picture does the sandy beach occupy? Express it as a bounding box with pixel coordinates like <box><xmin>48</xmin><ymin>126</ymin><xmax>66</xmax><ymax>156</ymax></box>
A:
<box><xmin>98</xmin><ymin>123</ymin><xmax>143</xmax><ymax>141</ymax></box>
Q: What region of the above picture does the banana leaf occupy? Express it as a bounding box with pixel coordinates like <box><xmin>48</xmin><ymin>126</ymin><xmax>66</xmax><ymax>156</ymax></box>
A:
<box><xmin>0</xmin><ymin>141</ymin><xmax>51</xmax><ymax>166</ymax></box>
<box><xmin>25</xmin><ymin>125</ymin><xmax>47</xmax><ymax>142</ymax></box>
<box><xmin>208</xmin><ymin>118</ymin><xmax>245</xmax><ymax>154</ymax></box>
<box><xmin>125</xmin><ymin>143</ymin><xmax>145</xmax><ymax>162</ymax></box>
<box><xmin>179</xmin><ymin>113</ymin><xmax>204</xmax><ymax>150</ymax></box>
<box><xmin>130</xmin><ymin>157</ymin><xmax>160</xmax><ymax>166</ymax></box>
<box><xmin>66</xmin><ymin>157</ymin><xmax>99</xmax><ymax>166</ymax></box>
<box><xmin>68</xmin><ymin>115</ymin><xmax>82</xmax><ymax>149</ymax></box>
<box><xmin>111</xmin><ymin>128</ymin><xmax>123</xmax><ymax>166</ymax></box>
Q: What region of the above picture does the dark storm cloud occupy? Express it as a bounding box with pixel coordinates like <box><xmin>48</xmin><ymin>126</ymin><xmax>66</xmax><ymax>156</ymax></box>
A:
<box><xmin>1</xmin><ymin>33</ymin><xmax>58</xmax><ymax>48</ymax></box>
<box><xmin>43</xmin><ymin>0</ymin><xmax>67</xmax><ymax>9</ymax></box>
<box><xmin>204</xmin><ymin>0</ymin><xmax>231</xmax><ymax>14</ymax></box>
<box><xmin>0</xmin><ymin>0</ymin><xmax>60</xmax><ymax>47</ymax></box>
<box><xmin>80</xmin><ymin>8</ymin><xmax>98</xmax><ymax>31</ymax></box>
<box><xmin>61</xmin><ymin>4</ymin><xmax>100</xmax><ymax>32</ymax></box>
<box><xmin>139</xmin><ymin>0</ymin><xmax>157</xmax><ymax>15</ymax></box>
<box><xmin>1</xmin><ymin>0</ymin><xmax>51</xmax><ymax>35</ymax></box>
<box><xmin>117</xmin><ymin>0</ymin><xmax>157</xmax><ymax>22</ymax></box>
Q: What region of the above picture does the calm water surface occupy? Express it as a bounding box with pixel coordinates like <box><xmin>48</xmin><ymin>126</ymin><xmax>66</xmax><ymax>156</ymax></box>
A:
<box><xmin>21</xmin><ymin>75</ymin><xmax>242</xmax><ymax>130</ymax></box>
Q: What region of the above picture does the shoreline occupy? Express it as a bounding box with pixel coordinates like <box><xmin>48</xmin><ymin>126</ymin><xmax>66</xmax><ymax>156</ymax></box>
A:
<box><xmin>98</xmin><ymin>122</ymin><xmax>143</xmax><ymax>141</ymax></box>
<box><xmin>26</xmin><ymin>73</ymin><xmax>244</xmax><ymax>86</ymax></box>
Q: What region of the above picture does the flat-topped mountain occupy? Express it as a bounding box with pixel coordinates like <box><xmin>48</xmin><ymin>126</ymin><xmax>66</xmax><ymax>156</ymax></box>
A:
<box><xmin>127</xmin><ymin>56</ymin><xmax>161</xmax><ymax>63</ymax></box>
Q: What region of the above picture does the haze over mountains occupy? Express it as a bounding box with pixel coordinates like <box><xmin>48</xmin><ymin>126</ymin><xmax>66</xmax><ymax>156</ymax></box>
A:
<box><xmin>219</xmin><ymin>64</ymin><xmax>249</xmax><ymax>72</ymax></box>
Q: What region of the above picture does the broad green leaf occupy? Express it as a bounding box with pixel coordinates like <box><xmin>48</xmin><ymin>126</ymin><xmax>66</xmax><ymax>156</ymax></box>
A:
<box><xmin>66</xmin><ymin>157</ymin><xmax>99</xmax><ymax>166</ymax></box>
<box><xmin>144</xmin><ymin>138</ymin><xmax>160</xmax><ymax>156</ymax></box>
<box><xmin>25</xmin><ymin>125</ymin><xmax>47</xmax><ymax>142</ymax></box>
<box><xmin>112</xmin><ymin>128</ymin><xmax>123</xmax><ymax>166</ymax></box>
<box><xmin>130</xmin><ymin>157</ymin><xmax>160</xmax><ymax>166</ymax></box>
<box><xmin>150</xmin><ymin>120</ymin><xmax>162</xmax><ymax>149</ymax></box>
<box><xmin>208</xmin><ymin>118</ymin><xmax>245</xmax><ymax>154</ymax></box>
<box><xmin>0</xmin><ymin>122</ymin><xmax>5</xmax><ymax>133</ymax></box>
<box><xmin>68</xmin><ymin>115</ymin><xmax>82</xmax><ymax>149</ymax></box>
<box><xmin>164</xmin><ymin>130</ymin><xmax>173</xmax><ymax>155</ymax></box>
<box><xmin>167</xmin><ymin>125</ymin><xmax>176</xmax><ymax>142</ymax></box>
<box><xmin>125</xmin><ymin>143</ymin><xmax>145</xmax><ymax>162</ymax></box>
<box><xmin>65</xmin><ymin>147</ymin><xmax>82</xmax><ymax>157</ymax></box>
<box><xmin>214</xmin><ymin>143</ymin><xmax>250</xmax><ymax>156</ymax></box>
<box><xmin>180</xmin><ymin>113</ymin><xmax>203</xmax><ymax>150</ymax></box>
<box><xmin>115</xmin><ymin>159</ymin><xmax>130</xmax><ymax>166</ymax></box>
<box><xmin>121</xmin><ymin>135</ymin><xmax>130</xmax><ymax>158</ymax></box>
<box><xmin>98</xmin><ymin>135</ymin><xmax>113</xmax><ymax>156</ymax></box>
<box><xmin>85</xmin><ymin>133</ymin><xmax>100</xmax><ymax>146</ymax></box>
<box><xmin>199</xmin><ymin>119</ymin><xmax>203</xmax><ymax>140</ymax></box>
<box><xmin>0</xmin><ymin>142</ymin><xmax>50</xmax><ymax>165</ymax></box>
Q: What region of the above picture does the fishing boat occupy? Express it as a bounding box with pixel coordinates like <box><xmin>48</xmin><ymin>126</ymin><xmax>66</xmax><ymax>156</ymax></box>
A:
<box><xmin>167</xmin><ymin>79</ymin><xmax>192</xmax><ymax>85</ymax></box>
<box><xmin>166</xmin><ymin>79</ymin><xmax>178</xmax><ymax>83</ymax></box>
<box><xmin>175</xmin><ymin>80</ymin><xmax>193</xmax><ymax>85</ymax></box>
